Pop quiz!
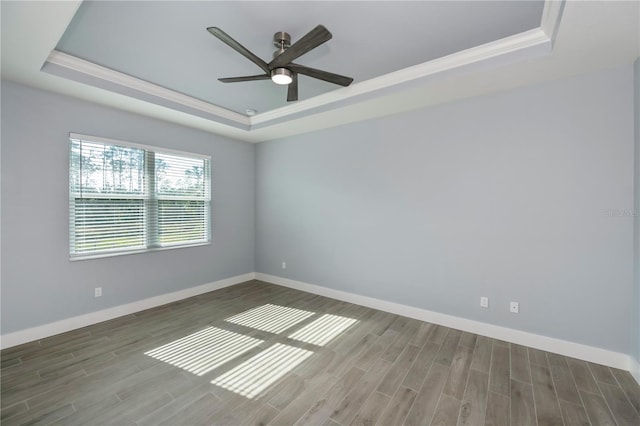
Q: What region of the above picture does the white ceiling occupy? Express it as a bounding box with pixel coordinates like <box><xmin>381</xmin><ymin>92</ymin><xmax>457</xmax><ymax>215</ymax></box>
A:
<box><xmin>54</xmin><ymin>1</ymin><xmax>543</xmax><ymax>114</ymax></box>
<box><xmin>1</xmin><ymin>1</ymin><xmax>639</xmax><ymax>143</ymax></box>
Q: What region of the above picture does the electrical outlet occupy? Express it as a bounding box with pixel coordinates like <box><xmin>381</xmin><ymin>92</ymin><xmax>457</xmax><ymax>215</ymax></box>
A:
<box><xmin>282</xmin><ymin>262</ymin><xmax>286</xmax><ymax>269</ymax></box>
<box><xmin>510</xmin><ymin>301</ymin><xmax>519</xmax><ymax>313</ymax></box>
<box><xmin>480</xmin><ymin>297</ymin><xmax>489</xmax><ymax>308</ymax></box>
<box><xmin>94</xmin><ymin>287</ymin><xmax>102</xmax><ymax>298</ymax></box>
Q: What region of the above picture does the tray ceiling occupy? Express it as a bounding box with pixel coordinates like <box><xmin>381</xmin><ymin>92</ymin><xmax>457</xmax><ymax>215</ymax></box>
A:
<box><xmin>54</xmin><ymin>1</ymin><xmax>544</xmax><ymax>115</ymax></box>
<box><xmin>2</xmin><ymin>1</ymin><xmax>639</xmax><ymax>142</ymax></box>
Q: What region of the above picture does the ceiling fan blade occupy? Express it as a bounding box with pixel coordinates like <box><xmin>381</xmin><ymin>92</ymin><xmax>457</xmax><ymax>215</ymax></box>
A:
<box><xmin>207</xmin><ymin>27</ymin><xmax>270</xmax><ymax>73</ymax></box>
<box><xmin>269</xmin><ymin>25</ymin><xmax>332</xmax><ymax>69</ymax></box>
<box><xmin>288</xmin><ymin>63</ymin><xmax>353</xmax><ymax>87</ymax></box>
<box><xmin>287</xmin><ymin>73</ymin><xmax>298</xmax><ymax>102</ymax></box>
<box><xmin>219</xmin><ymin>74</ymin><xmax>270</xmax><ymax>83</ymax></box>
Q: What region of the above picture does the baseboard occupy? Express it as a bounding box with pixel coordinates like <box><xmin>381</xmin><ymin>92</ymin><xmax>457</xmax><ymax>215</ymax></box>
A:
<box><xmin>255</xmin><ymin>273</ymin><xmax>631</xmax><ymax>372</ymax></box>
<box><xmin>631</xmin><ymin>357</ymin><xmax>640</xmax><ymax>385</ymax></box>
<box><xmin>2</xmin><ymin>270</ymin><xmax>634</xmax><ymax>378</ymax></box>
<box><xmin>0</xmin><ymin>272</ymin><xmax>256</xmax><ymax>350</ymax></box>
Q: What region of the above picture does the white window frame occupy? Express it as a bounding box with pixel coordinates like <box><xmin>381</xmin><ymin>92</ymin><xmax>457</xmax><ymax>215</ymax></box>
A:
<box><xmin>69</xmin><ymin>133</ymin><xmax>211</xmax><ymax>260</ymax></box>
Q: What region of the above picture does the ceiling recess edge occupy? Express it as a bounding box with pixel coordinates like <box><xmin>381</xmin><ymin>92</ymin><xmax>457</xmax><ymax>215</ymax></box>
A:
<box><xmin>38</xmin><ymin>0</ymin><xmax>565</xmax><ymax>139</ymax></box>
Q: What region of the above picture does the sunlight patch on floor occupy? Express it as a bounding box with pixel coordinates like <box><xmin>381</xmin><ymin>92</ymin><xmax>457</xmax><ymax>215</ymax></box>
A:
<box><xmin>288</xmin><ymin>314</ymin><xmax>358</xmax><ymax>346</ymax></box>
<box><xmin>144</xmin><ymin>327</ymin><xmax>263</xmax><ymax>376</ymax></box>
<box><xmin>211</xmin><ymin>343</ymin><xmax>313</xmax><ymax>398</ymax></box>
<box><xmin>225</xmin><ymin>304</ymin><xmax>315</xmax><ymax>333</ymax></box>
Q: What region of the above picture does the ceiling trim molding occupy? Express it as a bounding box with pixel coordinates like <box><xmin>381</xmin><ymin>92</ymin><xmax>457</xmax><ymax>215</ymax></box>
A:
<box><xmin>44</xmin><ymin>27</ymin><xmax>552</xmax><ymax>133</ymax></box>
<box><xmin>250</xmin><ymin>27</ymin><xmax>552</xmax><ymax>127</ymax></box>
<box><xmin>40</xmin><ymin>0</ymin><xmax>566</xmax><ymax>135</ymax></box>
<box><xmin>540</xmin><ymin>0</ymin><xmax>566</xmax><ymax>44</ymax></box>
<box><xmin>45</xmin><ymin>50</ymin><xmax>250</xmax><ymax>127</ymax></box>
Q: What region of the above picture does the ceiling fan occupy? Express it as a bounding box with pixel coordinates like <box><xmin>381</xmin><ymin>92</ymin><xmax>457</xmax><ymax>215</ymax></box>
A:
<box><xmin>207</xmin><ymin>25</ymin><xmax>353</xmax><ymax>102</ymax></box>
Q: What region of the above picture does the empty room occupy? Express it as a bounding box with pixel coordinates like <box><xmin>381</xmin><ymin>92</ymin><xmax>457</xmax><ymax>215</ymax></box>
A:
<box><xmin>1</xmin><ymin>1</ymin><xmax>639</xmax><ymax>425</ymax></box>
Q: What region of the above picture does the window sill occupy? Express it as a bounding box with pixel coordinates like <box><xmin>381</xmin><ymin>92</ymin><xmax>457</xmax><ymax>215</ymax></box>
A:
<box><xmin>69</xmin><ymin>241</ymin><xmax>211</xmax><ymax>261</ymax></box>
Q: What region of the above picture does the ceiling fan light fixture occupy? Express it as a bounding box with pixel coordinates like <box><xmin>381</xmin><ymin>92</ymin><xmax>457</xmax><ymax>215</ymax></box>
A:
<box><xmin>209</xmin><ymin>25</ymin><xmax>352</xmax><ymax>102</ymax></box>
<box><xmin>271</xmin><ymin>68</ymin><xmax>292</xmax><ymax>85</ymax></box>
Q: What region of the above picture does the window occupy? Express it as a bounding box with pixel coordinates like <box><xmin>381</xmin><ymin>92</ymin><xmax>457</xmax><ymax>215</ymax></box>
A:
<box><xmin>69</xmin><ymin>133</ymin><xmax>211</xmax><ymax>259</ymax></box>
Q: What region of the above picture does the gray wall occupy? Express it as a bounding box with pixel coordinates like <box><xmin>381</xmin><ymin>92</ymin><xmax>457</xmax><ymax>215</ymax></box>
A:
<box><xmin>1</xmin><ymin>80</ymin><xmax>256</xmax><ymax>334</ymax></box>
<box><xmin>256</xmin><ymin>64</ymin><xmax>635</xmax><ymax>354</ymax></box>
<box><xmin>634</xmin><ymin>57</ymin><xmax>640</xmax><ymax>370</ymax></box>
<box><xmin>2</xmin><ymin>63</ymin><xmax>636</xmax><ymax>358</ymax></box>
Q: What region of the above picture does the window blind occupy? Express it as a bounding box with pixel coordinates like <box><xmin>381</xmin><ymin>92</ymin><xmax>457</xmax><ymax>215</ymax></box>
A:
<box><xmin>155</xmin><ymin>152</ymin><xmax>210</xmax><ymax>247</ymax></box>
<box><xmin>69</xmin><ymin>134</ymin><xmax>211</xmax><ymax>259</ymax></box>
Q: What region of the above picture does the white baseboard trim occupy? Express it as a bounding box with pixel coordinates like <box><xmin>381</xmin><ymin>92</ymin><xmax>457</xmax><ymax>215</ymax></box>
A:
<box><xmin>631</xmin><ymin>357</ymin><xmax>640</xmax><ymax>385</ymax></box>
<box><xmin>256</xmin><ymin>273</ymin><xmax>631</xmax><ymax>372</ymax></box>
<box><xmin>0</xmin><ymin>272</ymin><xmax>256</xmax><ymax>350</ymax></box>
<box><xmin>2</xmin><ymin>270</ymin><xmax>634</xmax><ymax>380</ymax></box>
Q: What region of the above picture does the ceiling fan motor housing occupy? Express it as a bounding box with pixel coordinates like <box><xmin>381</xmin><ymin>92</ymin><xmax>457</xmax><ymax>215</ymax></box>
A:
<box><xmin>273</xmin><ymin>32</ymin><xmax>291</xmax><ymax>59</ymax></box>
<box><xmin>273</xmin><ymin>32</ymin><xmax>291</xmax><ymax>48</ymax></box>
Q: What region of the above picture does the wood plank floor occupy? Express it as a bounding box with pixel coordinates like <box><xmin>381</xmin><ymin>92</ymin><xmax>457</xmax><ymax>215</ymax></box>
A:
<box><xmin>1</xmin><ymin>280</ymin><xmax>638</xmax><ymax>425</ymax></box>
